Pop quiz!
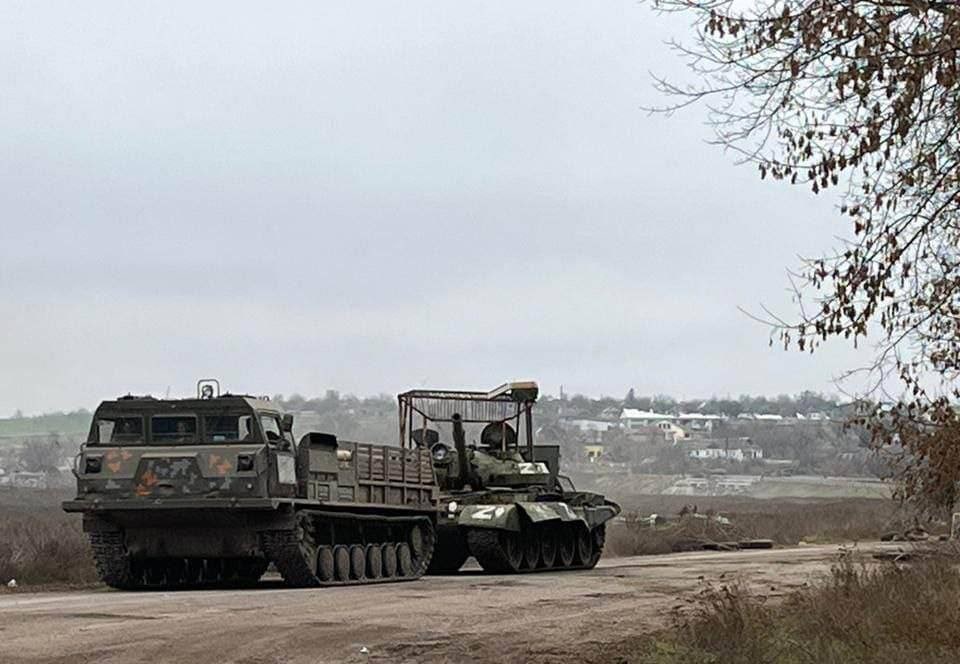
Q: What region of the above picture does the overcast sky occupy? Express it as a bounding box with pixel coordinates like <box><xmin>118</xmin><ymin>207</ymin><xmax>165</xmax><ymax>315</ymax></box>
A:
<box><xmin>0</xmin><ymin>1</ymin><xmax>869</xmax><ymax>414</ymax></box>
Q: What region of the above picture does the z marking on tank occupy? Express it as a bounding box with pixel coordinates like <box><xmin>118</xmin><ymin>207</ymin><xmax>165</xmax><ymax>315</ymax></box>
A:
<box><xmin>472</xmin><ymin>505</ymin><xmax>507</xmax><ymax>520</ymax></box>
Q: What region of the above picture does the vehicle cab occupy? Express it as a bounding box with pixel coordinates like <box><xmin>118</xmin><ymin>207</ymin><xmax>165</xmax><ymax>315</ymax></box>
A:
<box><xmin>67</xmin><ymin>382</ymin><xmax>298</xmax><ymax>510</ymax></box>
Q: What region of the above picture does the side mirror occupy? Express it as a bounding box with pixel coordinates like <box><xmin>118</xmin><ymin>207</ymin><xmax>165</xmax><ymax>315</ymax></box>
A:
<box><xmin>280</xmin><ymin>414</ymin><xmax>294</xmax><ymax>432</ymax></box>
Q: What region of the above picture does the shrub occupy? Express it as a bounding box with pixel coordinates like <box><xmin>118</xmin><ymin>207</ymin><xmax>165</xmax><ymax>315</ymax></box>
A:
<box><xmin>639</xmin><ymin>551</ymin><xmax>960</xmax><ymax>664</ymax></box>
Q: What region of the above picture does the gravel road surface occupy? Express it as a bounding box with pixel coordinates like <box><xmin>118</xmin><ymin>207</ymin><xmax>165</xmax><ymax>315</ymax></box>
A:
<box><xmin>0</xmin><ymin>543</ymin><xmax>888</xmax><ymax>664</ymax></box>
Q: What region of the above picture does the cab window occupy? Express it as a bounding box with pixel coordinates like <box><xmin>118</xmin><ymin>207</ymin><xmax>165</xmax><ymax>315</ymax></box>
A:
<box><xmin>94</xmin><ymin>417</ymin><xmax>144</xmax><ymax>444</ymax></box>
<box><xmin>205</xmin><ymin>415</ymin><xmax>255</xmax><ymax>441</ymax></box>
<box><xmin>152</xmin><ymin>416</ymin><xmax>198</xmax><ymax>443</ymax></box>
<box><xmin>260</xmin><ymin>415</ymin><xmax>282</xmax><ymax>442</ymax></box>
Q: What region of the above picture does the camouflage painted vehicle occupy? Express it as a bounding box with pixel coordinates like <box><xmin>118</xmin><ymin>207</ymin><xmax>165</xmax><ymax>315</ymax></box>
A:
<box><xmin>63</xmin><ymin>381</ymin><xmax>437</xmax><ymax>589</ymax></box>
<box><xmin>398</xmin><ymin>382</ymin><xmax>620</xmax><ymax>574</ymax></box>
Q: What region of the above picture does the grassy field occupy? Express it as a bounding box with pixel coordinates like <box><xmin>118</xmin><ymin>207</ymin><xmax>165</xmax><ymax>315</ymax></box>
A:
<box><xmin>629</xmin><ymin>551</ymin><xmax>960</xmax><ymax>663</ymax></box>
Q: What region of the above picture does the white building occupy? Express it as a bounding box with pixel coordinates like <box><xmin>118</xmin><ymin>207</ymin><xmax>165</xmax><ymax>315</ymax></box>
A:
<box><xmin>656</xmin><ymin>421</ymin><xmax>688</xmax><ymax>443</ymax></box>
<box><xmin>564</xmin><ymin>418</ymin><xmax>617</xmax><ymax>443</ymax></box>
<box><xmin>566</xmin><ymin>418</ymin><xmax>617</xmax><ymax>434</ymax></box>
<box><xmin>620</xmin><ymin>409</ymin><xmax>675</xmax><ymax>430</ymax></box>
<box><xmin>690</xmin><ymin>447</ymin><xmax>747</xmax><ymax>462</ymax></box>
<box><xmin>737</xmin><ymin>413</ymin><xmax>784</xmax><ymax>421</ymax></box>
<box><xmin>676</xmin><ymin>413</ymin><xmax>726</xmax><ymax>432</ymax></box>
<box><xmin>689</xmin><ymin>446</ymin><xmax>763</xmax><ymax>462</ymax></box>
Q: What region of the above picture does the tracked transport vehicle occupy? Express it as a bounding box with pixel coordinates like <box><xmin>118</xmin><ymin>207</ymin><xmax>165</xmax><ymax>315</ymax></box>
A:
<box><xmin>64</xmin><ymin>381</ymin><xmax>438</xmax><ymax>589</ymax></box>
<box><xmin>399</xmin><ymin>381</ymin><xmax>620</xmax><ymax>574</ymax></box>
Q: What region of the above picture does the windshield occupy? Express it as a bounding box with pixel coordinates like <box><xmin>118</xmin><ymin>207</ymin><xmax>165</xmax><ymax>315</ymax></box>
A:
<box><xmin>94</xmin><ymin>416</ymin><xmax>145</xmax><ymax>444</ymax></box>
<box><xmin>206</xmin><ymin>414</ymin><xmax>256</xmax><ymax>441</ymax></box>
<box><xmin>91</xmin><ymin>411</ymin><xmax>261</xmax><ymax>444</ymax></box>
<box><xmin>152</xmin><ymin>415</ymin><xmax>198</xmax><ymax>443</ymax></box>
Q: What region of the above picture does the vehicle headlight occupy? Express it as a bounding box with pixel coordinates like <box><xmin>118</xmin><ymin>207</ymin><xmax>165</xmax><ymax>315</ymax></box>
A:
<box><xmin>237</xmin><ymin>454</ymin><xmax>255</xmax><ymax>472</ymax></box>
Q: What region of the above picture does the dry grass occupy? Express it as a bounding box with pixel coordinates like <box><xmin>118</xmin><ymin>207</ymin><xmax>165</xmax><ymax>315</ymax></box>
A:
<box><xmin>0</xmin><ymin>488</ymin><xmax>97</xmax><ymax>587</ymax></box>
<box><xmin>634</xmin><ymin>550</ymin><xmax>960</xmax><ymax>663</ymax></box>
<box><xmin>605</xmin><ymin>496</ymin><xmax>938</xmax><ymax>557</ymax></box>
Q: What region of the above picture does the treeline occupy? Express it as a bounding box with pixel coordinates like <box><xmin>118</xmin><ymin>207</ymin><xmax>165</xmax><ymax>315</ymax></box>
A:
<box><xmin>278</xmin><ymin>389</ymin><xmax>844</xmax><ymax>418</ymax></box>
<box><xmin>1</xmin><ymin>389</ymin><xmax>845</xmax><ymax>438</ymax></box>
<box><xmin>0</xmin><ymin>410</ymin><xmax>92</xmax><ymax>438</ymax></box>
<box><xmin>272</xmin><ymin>390</ymin><xmax>395</xmax><ymax>416</ymax></box>
<box><xmin>543</xmin><ymin>389</ymin><xmax>843</xmax><ymax>419</ymax></box>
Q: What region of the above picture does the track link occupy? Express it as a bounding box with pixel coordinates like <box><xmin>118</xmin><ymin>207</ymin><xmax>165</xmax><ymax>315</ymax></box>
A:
<box><xmin>88</xmin><ymin>531</ymin><xmax>136</xmax><ymax>590</ymax></box>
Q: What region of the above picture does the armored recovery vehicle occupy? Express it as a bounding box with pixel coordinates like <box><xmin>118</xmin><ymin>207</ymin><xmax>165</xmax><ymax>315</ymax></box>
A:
<box><xmin>398</xmin><ymin>381</ymin><xmax>620</xmax><ymax>574</ymax></box>
<box><xmin>63</xmin><ymin>381</ymin><xmax>438</xmax><ymax>589</ymax></box>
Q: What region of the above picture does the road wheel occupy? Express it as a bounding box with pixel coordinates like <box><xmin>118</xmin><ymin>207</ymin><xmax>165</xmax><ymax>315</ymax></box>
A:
<box><xmin>501</xmin><ymin>532</ymin><xmax>523</xmax><ymax>571</ymax></box>
<box><xmin>397</xmin><ymin>543</ymin><xmax>414</xmax><ymax>577</ymax></box>
<box><xmin>522</xmin><ymin>529</ymin><xmax>541</xmax><ymax>570</ymax></box>
<box><xmin>585</xmin><ymin>525</ymin><xmax>605</xmax><ymax>569</ymax></box>
<box><xmin>540</xmin><ymin>527</ymin><xmax>558</xmax><ymax>568</ymax></box>
<box><xmin>333</xmin><ymin>545</ymin><xmax>351</xmax><ymax>582</ymax></box>
<box><xmin>409</xmin><ymin>524</ymin><xmax>425</xmax><ymax>559</ymax></box>
<box><xmin>574</xmin><ymin>527</ymin><xmax>593</xmax><ymax>566</ymax></box>
<box><xmin>316</xmin><ymin>547</ymin><xmax>335</xmax><ymax>582</ymax></box>
<box><xmin>349</xmin><ymin>545</ymin><xmax>366</xmax><ymax>580</ymax></box>
<box><xmin>365</xmin><ymin>545</ymin><xmax>383</xmax><ymax>579</ymax></box>
<box><xmin>381</xmin><ymin>543</ymin><xmax>398</xmax><ymax>578</ymax></box>
<box><xmin>557</xmin><ymin>527</ymin><xmax>576</xmax><ymax>568</ymax></box>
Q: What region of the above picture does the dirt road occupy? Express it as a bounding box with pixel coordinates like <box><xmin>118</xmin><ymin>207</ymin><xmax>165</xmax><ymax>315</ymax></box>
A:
<box><xmin>0</xmin><ymin>543</ymin><xmax>888</xmax><ymax>664</ymax></box>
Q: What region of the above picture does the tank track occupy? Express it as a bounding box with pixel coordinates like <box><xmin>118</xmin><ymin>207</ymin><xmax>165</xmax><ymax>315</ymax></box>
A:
<box><xmin>466</xmin><ymin>523</ymin><xmax>606</xmax><ymax>574</ymax></box>
<box><xmin>89</xmin><ymin>531</ymin><xmax>136</xmax><ymax>590</ymax></box>
<box><xmin>260</xmin><ymin>529</ymin><xmax>321</xmax><ymax>587</ymax></box>
<box><xmin>261</xmin><ymin>511</ymin><xmax>436</xmax><ymax>587</ymax></box>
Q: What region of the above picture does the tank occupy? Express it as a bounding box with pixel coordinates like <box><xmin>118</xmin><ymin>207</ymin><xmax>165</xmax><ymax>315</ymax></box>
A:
<box><xmin>398</xmin><ymin>381</ymin><xmax>620</xmax><ymax>574</ymax></box>
<box><xmin>63</xmin><ymin>381</ymin><xmax>438</xmax><ymax>589</ymax></box>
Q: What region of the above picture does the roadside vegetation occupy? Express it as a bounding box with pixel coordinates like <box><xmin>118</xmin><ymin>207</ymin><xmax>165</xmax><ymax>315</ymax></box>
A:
<box><xmin>0</xmin><ymin>488</ymin><xmax>97</xmax><ymax>587</ymax></box>
<box><xmin>631</xmin><ymin>553</ymin><xmax>960</xmax><ymax>664</ymax></box>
